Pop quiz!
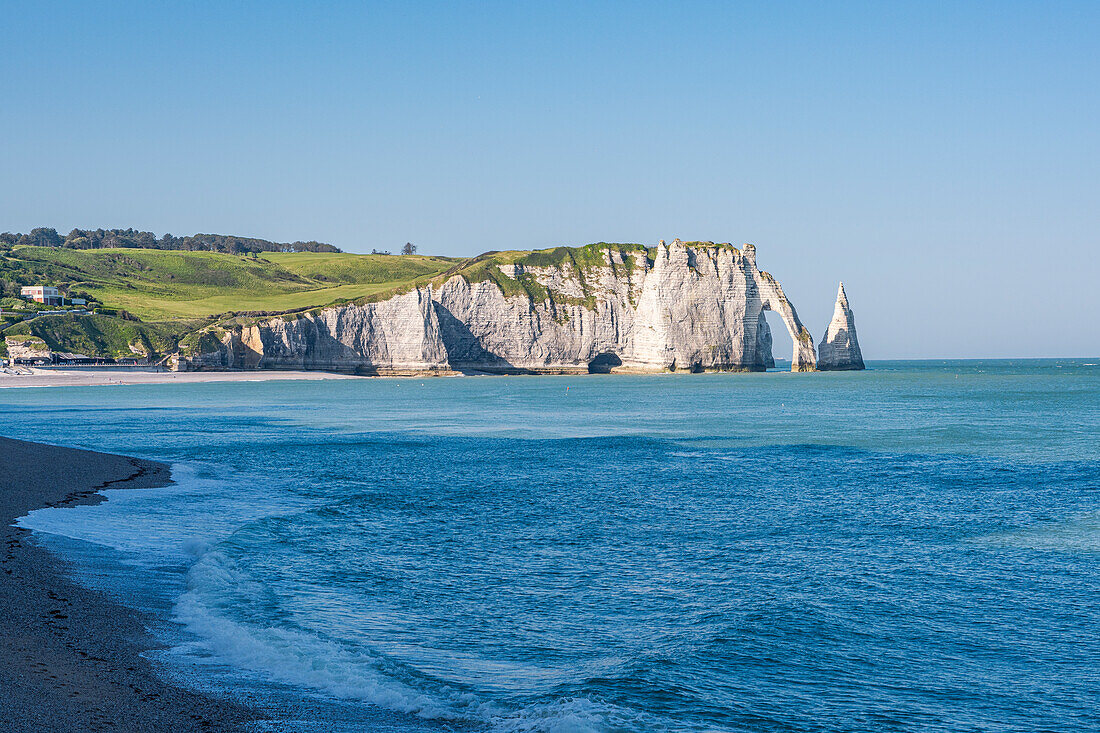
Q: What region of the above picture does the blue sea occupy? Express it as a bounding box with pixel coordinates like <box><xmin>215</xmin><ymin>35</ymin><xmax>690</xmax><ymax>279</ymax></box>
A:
<box><xmin>4</xmin><ymin>360</ymin><xmax>1100</xmax><ymax>732</ymax></box>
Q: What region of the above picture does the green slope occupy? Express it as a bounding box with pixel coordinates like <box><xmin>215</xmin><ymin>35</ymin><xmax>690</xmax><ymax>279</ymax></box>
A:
<box><xmin>2</xmin><ymin>313</ymin><xmax>192</xmax><ymax>359</ymax></box>
<box><xmin>0</xmin><ymin>247</ymin><xmax>457</xmax><ymax>319</ymax></box>
<box><xmin>0</xmin><ymin>246</ymin><xmax>461</xmax><ymax>357</ymax></box>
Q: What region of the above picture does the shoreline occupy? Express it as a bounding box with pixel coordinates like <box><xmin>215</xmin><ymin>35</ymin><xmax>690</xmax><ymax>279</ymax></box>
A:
<box><xmin>0</xmin><ymin>436</ymin><xmax>256</xmax><ymax>732</ymax></box>
<box><xmin>0</xmin><ymin>364</ymin><xmax>796</xmax><ymax>389</ymax></box>
<box><xmin>0</xmin><ymin>367</ymin><xmax>367</xmax><ymax>389</ymax></box>
<box><xmin>4</xmin><ymin>359</ymin><xmax>1088</xmax><ymax>391</ymax></box>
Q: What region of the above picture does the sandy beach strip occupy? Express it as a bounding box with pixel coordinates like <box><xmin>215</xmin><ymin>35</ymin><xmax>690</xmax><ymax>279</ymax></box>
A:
<box><xmin>0</xmin><ymin>436</ymin><xmax>256</xmax><ymax>732</ymax></box>
<box><xmin>0</xmin><ymin>367</ymin><xmax>364</xmax><ymax>389</ymax></box>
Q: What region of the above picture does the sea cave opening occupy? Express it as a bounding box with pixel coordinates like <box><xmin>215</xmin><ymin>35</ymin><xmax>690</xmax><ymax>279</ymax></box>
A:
<box><xmin>587</xmin><ymin>352</ymin><xmax>623</xmax><ymax>374</ymax></box>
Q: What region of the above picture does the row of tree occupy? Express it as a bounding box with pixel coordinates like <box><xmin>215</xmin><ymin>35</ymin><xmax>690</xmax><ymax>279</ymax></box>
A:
<box><xmin>0</xmin><ymin>227</ymin><xmax>341</xmax><ymax>254</ymax></box>
<box><xmin>371</xmin><ymin>243</ymin><xmax>418</xmax><ymax>255</ymax></box>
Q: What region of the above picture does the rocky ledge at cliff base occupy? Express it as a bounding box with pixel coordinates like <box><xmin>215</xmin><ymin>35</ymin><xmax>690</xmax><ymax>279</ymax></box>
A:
<box><xmin>177</xmin><ymin>240</ymin><xmax>865</xmax><ymax>374</ymax></box>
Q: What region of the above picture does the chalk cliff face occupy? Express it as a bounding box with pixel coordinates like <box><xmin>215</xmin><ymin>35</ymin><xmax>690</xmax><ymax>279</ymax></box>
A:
<box><xmin>182</xmin><ymin>240</ymin><xmax>820</xmax><ymax>374</ymax></box>
<box><xmin>4</xmin><ymin>337</ymin><xmax>52</xmax><ymax>362</ymax></box>
<box><xmin>817</xmin><ymin>283</ymin><xmax>865</xmax><ymax>371</ymax></box>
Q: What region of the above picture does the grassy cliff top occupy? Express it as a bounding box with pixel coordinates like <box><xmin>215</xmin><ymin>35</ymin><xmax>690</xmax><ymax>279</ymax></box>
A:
<box><xmin>482</xmin><ymin>242</ymin><xmax>649</xmax><ymax>267</ymax></box>
<box><xmin>0</xmin><ymin>240</ymin><xmax>742</xmax><ymax>320</ymax></box>
<box><xmin>0</xmin><ymin>240</ymin><xmax>736</xmax><ymax>358</ymax></box>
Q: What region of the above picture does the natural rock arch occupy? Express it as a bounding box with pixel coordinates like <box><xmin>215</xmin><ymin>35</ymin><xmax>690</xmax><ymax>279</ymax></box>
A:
<box><xmin>745</xmin><ymin>245</ymin><xmax>816</xmax><ymax>372</ymax></box>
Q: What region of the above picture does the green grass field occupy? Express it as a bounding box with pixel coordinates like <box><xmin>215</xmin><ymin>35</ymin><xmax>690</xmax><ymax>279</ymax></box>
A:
<box><xmin>2</xmin><ymin>247</ymin><xmax>461</xmax><ymax>320</ymax></box>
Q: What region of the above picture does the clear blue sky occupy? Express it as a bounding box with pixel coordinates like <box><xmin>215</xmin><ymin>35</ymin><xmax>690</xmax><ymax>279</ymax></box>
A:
<box><xmin>2</xmin><ymin>1</ymin><xmax>1097</xmax><ymax>358</ymax></box>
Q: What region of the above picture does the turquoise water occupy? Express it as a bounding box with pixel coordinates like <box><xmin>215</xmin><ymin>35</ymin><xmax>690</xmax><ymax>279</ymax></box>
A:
<box><xmin>4</xmin><ymin>360</ymin><xmax>1100</xmax><ymax>731</ymax></box>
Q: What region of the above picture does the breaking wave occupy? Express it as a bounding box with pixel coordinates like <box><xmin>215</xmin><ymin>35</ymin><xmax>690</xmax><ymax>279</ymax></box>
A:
<box><xmin>175</xmin><ymin>546</ymin><xmax>653</xmax><ymax>732</ymax></box>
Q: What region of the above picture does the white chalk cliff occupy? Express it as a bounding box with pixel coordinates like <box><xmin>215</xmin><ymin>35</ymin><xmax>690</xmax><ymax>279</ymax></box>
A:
<box><xmin>181</xmin><ymin>240</ymin><xmax>824</xmax><ymax>374</ymax></box>
<box><xmin>816</xmin><ymin>282</ymin><xmax>865</xmax><ymax>371</ymax></box>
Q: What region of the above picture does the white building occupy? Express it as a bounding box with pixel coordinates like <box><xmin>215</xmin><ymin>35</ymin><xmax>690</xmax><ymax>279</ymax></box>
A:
<box><xmin>20</xmin><ymin>286</ymin><xmax>61</xmax><ymax>305</ymax></box>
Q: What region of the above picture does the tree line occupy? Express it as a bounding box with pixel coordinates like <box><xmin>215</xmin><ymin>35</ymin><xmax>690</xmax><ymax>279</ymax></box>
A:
<box><xmin>0</xmin><ymin>227</ymin><xmax>341</xmax><ymax>254</ymax></box>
